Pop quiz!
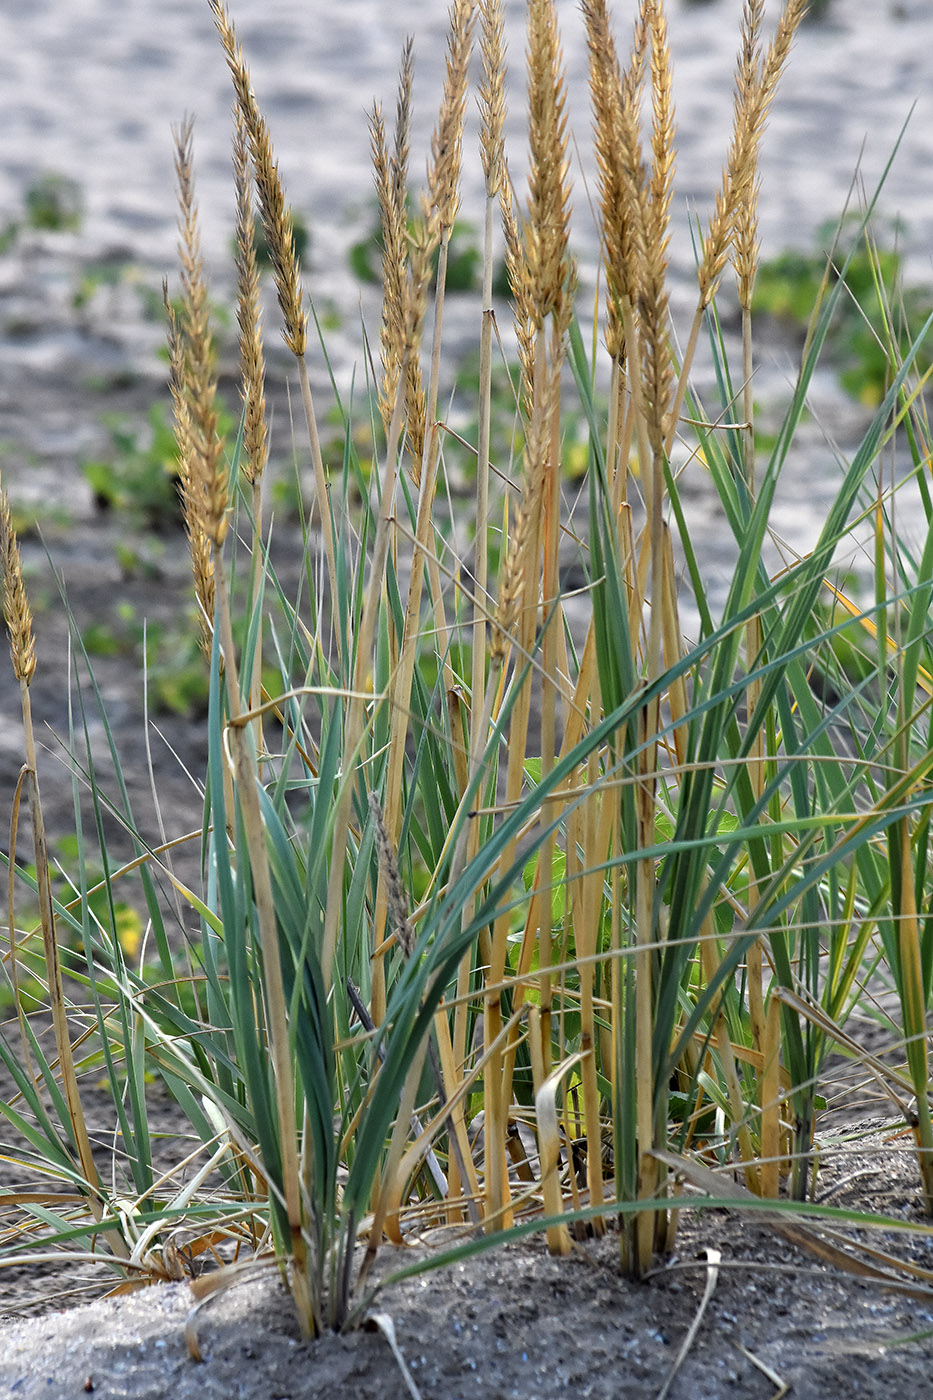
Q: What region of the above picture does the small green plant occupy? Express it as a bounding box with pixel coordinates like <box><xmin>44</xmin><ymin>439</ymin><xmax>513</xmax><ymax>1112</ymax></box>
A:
<box><xmin>24</xmin><ymin>172</ymin><xmax>83</xmax><ymax>232</ymax></box>
<box><xmin>753</xmin><ymin>214</ymin><xmax>933</xmax><ymax>403</ymax></box>
<box><xmin>82</xmin><ymin>399</ymin><xmax>231</xmax><ymax>527</ymax></box>
<box><xmin>350</xmin><ymin>204</ymin><xmax>484</xmax><ymax>292</ymax></box>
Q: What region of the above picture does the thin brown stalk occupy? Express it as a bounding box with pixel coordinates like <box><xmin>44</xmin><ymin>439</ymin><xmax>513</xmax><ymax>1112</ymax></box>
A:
<box><xmin>321</xmin><ymin>344</ymin><xmax>410</xmax><ymax>1000</ymax></box>
<box><xmin>522</xmin><ymin>7</ymin><xmax>574</xmax><ymax>1066</ymax></box>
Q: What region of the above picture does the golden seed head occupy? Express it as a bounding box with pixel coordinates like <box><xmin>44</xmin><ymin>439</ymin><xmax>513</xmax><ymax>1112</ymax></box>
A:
<box><xmin>209</xmin><ymin>0</ymin><xmax>308</xmax><ymax>358</ymax></box>
<box><xmin>700</xmin><ymin>0</ymin><xmax>806</xmax><ymax>307</ymax></box>
<box><xmin>373</xmin><ymin>69</ymin><xmax>415</xmax><ymax>446</ymax></box>
<box><xmin>525</xmin><ymin>0</ymin><xmax>573</xmax><ymax>329</ymax></box>
<box><xmin>165</xmin><ymin>284</ymin><xmax>216</xmax><ymax>652</ymax></box>
<box><xmin>233</xmin><ymin>106</ymin><xmax>269</xmax><ymax>486</ymax></box>
<box><xmin>498</xmin><ymin>169</ymin><xmax>536</xmax><ymax>421</ymax></box>
<box><xmin>479</xmin><ymin>0</ymin><xmax>507</xmax><ymax>198</ymax></box>
<box><xmin>0</xmin><ymin>482</ymin><xmax>36</xmax><ymax>686</ymax></box>
<box><xmin>173</xmin><ymin>116</ymin><xmax>229</xmax><ymax>551</ymax></box>
<box><xmin>426</xmin><ymin>0</ymin><xmax>476</xmax><ymax>233</ymax></box>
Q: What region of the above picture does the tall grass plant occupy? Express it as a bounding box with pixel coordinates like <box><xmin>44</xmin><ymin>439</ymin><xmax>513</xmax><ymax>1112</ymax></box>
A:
<box><xmin>4</xmin><ymin>0</ymin><xmax>933</xmax><ymax>1339</ymax></box>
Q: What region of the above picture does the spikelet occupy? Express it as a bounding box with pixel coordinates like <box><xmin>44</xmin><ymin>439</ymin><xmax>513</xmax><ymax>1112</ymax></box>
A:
<box><xmin>524</xmin><ymin>0</ymin><xmax>573</xmax><ymax>330</ymax></box>
<box><xmin>492</xmin><ymin>368</ymin><xmax>553</xmax><ymax>657</ymax></box>
<box><xmin>0</xmin><ymin>481</ymin><xmax>36</xmax><ymax>686</ymax></box>
<box><xmin>209</xmin><ymin>0</ymin><xmax>307</xmax><ymax>358</ymax></box>
<box><xmin>640</xmin><ymin>1</ymin><xmax>675</xmax><ymax>453</ymax></box>
<box><xmin>479</xmin><ymin>0</ymin><xmax>507</xmax><ymax>200</ymax></box>
<box><xmin>369</xmin><ymin>792</ymin><xmax>415</xmax><ymax>957</ymax></box>
<box><xmin>173</xmin><ymin>118</ymin><xmax>229</xmax><ymax>552</ymax></box>
<box><xmin>733</xmin><ymin>0</ymin><xmax>808</xmax><ymax>306</ymax></box>
<box><xmin>425</xmin><ymin>0</ymin><xmax>476</xmax><ymax>235</ymax></box>
<box><xmin>583</xmin><ymin>0</ymin><xmax>640</xmax><ymax>364</ymax></box>
<box><xmin>373</xmin><ymin>43</ymin><xmax>415</xmax><ymax>446</ymax></box>
<box><xmin>498</xmin><ymin>168</ymin><xmax>536</xmax><ymax>422</ymax></box>
<box><xmin>699</xmin><ymin>0</ymin><xmax>806</xmax><ymax>308</ymax></box>
<box><xmin>165</xmin><ymin>286</ymin><xmax>215</xmax><ymax>653</ymax></box>
<box><xmin>233</xmin><ymin>107</ymin><xmax>268</xmax><ymax>487</ymax></box>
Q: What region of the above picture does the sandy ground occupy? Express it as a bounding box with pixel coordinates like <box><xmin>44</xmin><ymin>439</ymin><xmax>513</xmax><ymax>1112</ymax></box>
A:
<box><xmin>5</xmin><ymin>1129</ymin><xmax>933</xmax><ymax>1400</ymax></box>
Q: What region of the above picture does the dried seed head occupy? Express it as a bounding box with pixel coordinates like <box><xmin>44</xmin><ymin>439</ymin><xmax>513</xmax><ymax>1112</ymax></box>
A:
<box><xmin>369</xmin><ymin>791</ymin><xmax>415</xmax><ymax>957</ymax></box>
<box><xmin>584</xmin><ymin>0</ymin><xmax>637</xmax><ymax>363</ymax></box>
<box><xmin>479</xmin><ymin>0</ymin><xmax>507</xmax><ymax>198</ymax></box>
<box><xmin>525</xmin><ymin>0</ymin><xmax>573</xmax><ymax>329</ymax></box>
<box><xmin>492</xmin><ymin>366</ymin><xmax>554</xmax><ymax>656</ymax></box>
<box><xmin>233</xmin><ymin>107</ymin><xmax>268</xmax><ymax>486</ymax></box>
<box><xmin>173</xmin><ymin>117</ymin><xmax>229</xmax><ymax>551</ymax></box>
<box><xmin>426</xmin><ymin>0</ymin><xmax>476</xmax><ymax>233</ymax></box>
<box><xmin>209</xmin><ymin>0</ymin><xmax>308</xmax><ymax>358</ymax></box>
<box><xmin>165</xmin><ymin>285</ymin><xmax>216</xmax><ymax>654</ymax></box>
<box><xmin>700</xmin><ymin>0</ymin><xmax>805</xmax><ymax>308</ymax></box>
<box><xmin>0</xmin><ymin>482</ymin><xmax>36</xmax><ymax>686</ymax></box>
<box><xmin>373</xmin><ymin>48</ymin><xmax>415</xmax><ymax>448</ymax></box>
<box><xmin>640</xmin><ymin>0</ymin><xmax>675</xmax><ymax>452</ymax></box>
<box><xmin>498</xmin><ymin>167</ymin><xmax>536</xmax><ymax>421</ymax></box>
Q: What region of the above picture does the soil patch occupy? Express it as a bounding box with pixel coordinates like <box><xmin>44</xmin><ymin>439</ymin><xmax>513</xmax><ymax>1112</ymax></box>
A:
<box><xmin>3</xmin><ymin>1128</ymin><xmax>933</xmax><ymax>1399</ymax></box>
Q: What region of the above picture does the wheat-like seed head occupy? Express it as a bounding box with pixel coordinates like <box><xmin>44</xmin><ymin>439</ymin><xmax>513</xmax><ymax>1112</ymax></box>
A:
<box><xmin>0</xmin><ymin>482</ymin><xmax>36</xmax><ymax>686</ymax></box>
<box><xmin>525</xmin><ymin>0</ymin><xmax>573</xmax><ymax>329</ymax></box>
<box><xmin>479</xmin><ymin>0</ymin><xmax>507</xmax><ymax>199</ymax></box>
<box><xmin>373</xmin><ymin>88</ymin><xmax>414</xmax><ymax>446</ymax></box>
<box><xmin>393</xmin><ymin>35</ymin><xmax>414</xmax><ymax>214</ymax></box>
<box><xmin>583</xmin><ymin>0</ymin><xmax>637</xmax><ymax>364</ymax></box>
<box><xmin>165</xmin><ymin>285</ymin><xmax>216</xmax><ymax>654</ymax></box>
<box><xmin>498</xmin><ymin>167</ymin><xmax>536</xmax><ymax>420</ymax></box>
<box><xmin>369</xmin><ymin>791</ymin><xmax>415</xmax><ymax>956</ymax></box>
<box><xmin>426</xmin><ymin>0</ymin><xmax>476</xmax><ymax>233</ymax></box>
<box><xmin>732</xmin><ymin>0</ymin><xmax>807</xmax><ymax>306</ymax></box>
<box><xmin>209</xmin><ymin>0</ymin><xmax>308</xmax><ymax>359</ymax></box>
<box><xmin>233</xmin><ymin>107</ymin><xmax>268</xmax><ymax>487</ymax></box>
<box><xmin>373</xmin><ymin>43</ymin><xmax>416</xmax><ymax>447</ymax></box>
<box><xmin>173</xmin><ymin>117</ymin><xmax>229</xmax><ymax>551</ymax></box>
<box><xmin>585</xmin><ymin>0</ymin><xmax>652</xmax><ymax>363</ymax></box>
<box><xmin>492</xmin><ymin>364</ymin><xmax>554</xmax><ymax>656</ymax></box>
<box><xmin>641</xmin><ymin>0</ymin><xmax>675</xmax><ymax>452</ymax></box>
<box><xmin>700</xmin><ymin>0</ymin><xmax>805</xmax><ymax>309</ymax></box>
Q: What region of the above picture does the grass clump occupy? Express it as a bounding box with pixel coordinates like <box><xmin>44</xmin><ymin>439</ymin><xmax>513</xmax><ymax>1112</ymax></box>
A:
<box><xmin>5</xmin><ymin>0</ymin><xmax>933</xmax><ymax>1344</ymax></box>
